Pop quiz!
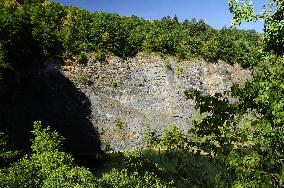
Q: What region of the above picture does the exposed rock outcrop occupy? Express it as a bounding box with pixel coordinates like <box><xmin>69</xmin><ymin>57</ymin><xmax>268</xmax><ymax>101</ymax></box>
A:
<box><xmin>62</xmin><ymin>53</ymin><xmax>251</xmax><ymax>152</ymax></box>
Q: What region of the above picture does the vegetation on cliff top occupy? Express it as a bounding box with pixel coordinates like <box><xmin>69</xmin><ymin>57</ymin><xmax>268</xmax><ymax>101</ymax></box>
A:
<box><xmin>0</xmin><ymin>0</ymin><xmax>261</xmax><ymax>72</ymax></box>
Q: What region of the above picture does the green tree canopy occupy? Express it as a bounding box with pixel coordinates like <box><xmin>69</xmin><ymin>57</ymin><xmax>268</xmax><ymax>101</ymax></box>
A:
<box><xmin>229</xmin><ymin>0</ymin><xmax>284</xmax><ymax>54</ymax></box>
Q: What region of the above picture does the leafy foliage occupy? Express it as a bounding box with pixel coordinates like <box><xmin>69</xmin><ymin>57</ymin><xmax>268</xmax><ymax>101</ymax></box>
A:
<box><xmin>229</xmin><ymin>0</ymin><xmax>284</xmax><ymax>54</ymax></box>
<box><xmin>0</xmin><ymin>132</ymin><xmax>20</xmax><ymax>168</ymax></box>
<box><xmin>0</xmin><ymin>0</ymin><xmax>262</xmax><ymax>71</ymax></box>
<box><xmin>0</xmin><ymin>42</ymin><xmax>6</xmax><ymax>68</ymax></box>
<box><xmin>159</xmin><ymin>125</ymin><xmax>186</xmax><ymax>150</ymax></box>
<box><xmin>186</xmin><ymin>71</ymin><xmax>284</xmax><ymax>186</ymax></box>
<box><xmin>27</xmin><ymin>1</ymin><xmax>65</xmax><ymax>55</ymax></box>
<box><xmin>185</xmin><ymin>3</ymin><xmax>284</xmax><ymax>183</ymax></box>
<box><xmin>0</xmin><ymin>121</ymin><xmax>96</xmax><ymax>188</ymax></box>
<box><xmin>97</xmin><ymin>168</ymin><xmax>171</xmax><ymax>187</ymax></box>
<box><xmin>142</xmin><ymin>125</ymin><xmax>225</xmax><ymax>187</ymax></box>
<box><xmin>0</xmin><ymin>122</ymin><xmax>178</xmax><ymax>187</ymax></box>
<box><xmin>74</xmin><ymin>51</ymin><xmax>88</xmax><ymax>64</ymax></box>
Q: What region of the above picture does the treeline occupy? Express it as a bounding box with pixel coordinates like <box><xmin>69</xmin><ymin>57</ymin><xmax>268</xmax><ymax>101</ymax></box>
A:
<box><xmin>0</xmin><ymin>0</ymin><xmax>262</xmax><ymax>73</ymax></box>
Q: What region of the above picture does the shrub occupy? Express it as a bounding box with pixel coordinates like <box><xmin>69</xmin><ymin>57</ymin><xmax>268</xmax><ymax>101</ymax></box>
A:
<box><xmin>163</xmin><ymin>60</ymin><xmax>172</xmax><ymax>70</ymax></box>
<box><xmin>0</xmin><ymin>132</ymin><xmax>20</xmax><ymax>168</ymax></box>
<box><xmin>91</xmin><ymin>50</ymin><xmax>106</xmax><ymax>62</ymax></box>
<box><xmin>75</xmin><ymin>52</ymin><xmax>88</xmax><ymax>64</ymax></box>
<box><xmin>174</xmin><ymin>67</ymin><xmax>183</xmax><ymax>77</ymax></box>
<box><xmin>97</xmin><ymin>168</ymin><xmax>171</xmax><ymax>187</ymax></box>
<box><xmin>160</xmin><ymin>125</ymin><xmax>186</xmax><ymax>150</ymax></box>
<box><xmin>201</xmin><ymin>38</ymin><xmax>220</xmax><ymax>62</ymax></box>
<box><xmin>114</xmin><ymin>119</ymin><xmax>126</xmax><ymax>129</ymax></box>
<box><xmin>0</xmin><ymin>121</ymin><xmax>96</xmax><ymax>188</ymax></box>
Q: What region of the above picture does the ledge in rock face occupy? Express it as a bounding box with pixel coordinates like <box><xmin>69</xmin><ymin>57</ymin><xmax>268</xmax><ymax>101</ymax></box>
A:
<box><xmin>62</xmin><ymin>53</ymin><xmax>251</xmax><ymax>152</ymax></box>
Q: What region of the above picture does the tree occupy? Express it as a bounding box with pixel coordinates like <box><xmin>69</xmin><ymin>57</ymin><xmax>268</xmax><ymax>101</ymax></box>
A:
<box><xmin>27</xmin><ymin>1</ymin><xmax>65</xmax><ymax>55</ymax></box>
<box><xmin>185</xmin><ymin>1</ymin><xmax>284</xmax><ymax>186</ymax></box>
<box><xmin>229</xmin><ymin>0</ymin><xmax>284</xmax><ymax>54</ymax></box>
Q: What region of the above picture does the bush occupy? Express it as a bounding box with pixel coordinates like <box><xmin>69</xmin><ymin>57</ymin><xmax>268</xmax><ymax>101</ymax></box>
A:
<box><xmin>163</xmin><ymin>60</ymin><xmax>172</xmax><ymax>70</ymax></box>
<box><xmin>201</xmin><ymin>38</ymin><xmax>220</xmax><ymax>62</ymax></box>
<box><xmin>91</xmin><ymin>49</ymin><xmax>106</xmax><ymax>62</ymax></box>
<box><xmin>0</xmin><ymin>121</ymin><xmax>96</xmax><ymax>188</ymax></box>
<box><xmin>75</xmin><ymin>52</ymin><xmax>88</xmax><ymax>64</ymax></box>
<box><xmin>97</xmin><ymin>168</ymin><xmax>171</xmax><ymax>187</ymax></box>
<box><xmin>114</xmin><ymin>119</ymin><xmax>126</xmax><ymax>129</ymax></box>
<box><xmin>160</xmin><ymin>125</ymin><xmax>186</xmax><ymax>150</ymax></box>
<box><xmin>0</xmin><ymin>132</ymin><xmax>20</xmax><ymax>168</ymax></box>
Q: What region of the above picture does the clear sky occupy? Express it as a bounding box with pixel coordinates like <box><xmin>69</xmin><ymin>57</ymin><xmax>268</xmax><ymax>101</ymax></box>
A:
<box><xmin>50</xmin><ymin>0</ymin><xmax>266</xmax><ymax>32</ymax></box>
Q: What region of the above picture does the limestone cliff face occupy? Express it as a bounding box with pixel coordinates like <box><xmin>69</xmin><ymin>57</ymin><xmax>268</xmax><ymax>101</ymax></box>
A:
<box><xmin>62</xmin><ymin>53</ymin><xmax>250</xmax><ymax>152</ymax></box>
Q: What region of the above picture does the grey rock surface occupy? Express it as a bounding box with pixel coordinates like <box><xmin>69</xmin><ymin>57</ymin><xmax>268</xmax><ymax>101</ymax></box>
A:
<box><xmin>62</xmin><ymin>53</ymin><xmax>251</xmax><ymax>152</ymax></box>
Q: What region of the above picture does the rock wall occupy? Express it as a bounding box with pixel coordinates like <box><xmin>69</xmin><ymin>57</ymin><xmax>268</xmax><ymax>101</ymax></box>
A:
<box><xmin>62</xmin><ymin>53</ymin><xmax>250</xmax><ymax>152</ymax></box>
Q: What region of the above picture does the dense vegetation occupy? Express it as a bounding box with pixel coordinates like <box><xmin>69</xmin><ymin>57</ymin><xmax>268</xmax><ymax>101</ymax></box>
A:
<box><xmin>0</xmin><ymin>0</ymin><xmax>283</xmax><ymax>187</ymax></box>
<box><xmin>0</xmin><ymin>0</ymin><xmax>261</xmax><ymax>73</ymax></box>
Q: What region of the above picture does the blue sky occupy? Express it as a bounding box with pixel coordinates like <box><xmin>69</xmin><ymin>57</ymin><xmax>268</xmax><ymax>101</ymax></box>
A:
<box><xmin>51</xmin><ymin>0</ymin><xmax>266</xmax><ymax>32</ymax></box>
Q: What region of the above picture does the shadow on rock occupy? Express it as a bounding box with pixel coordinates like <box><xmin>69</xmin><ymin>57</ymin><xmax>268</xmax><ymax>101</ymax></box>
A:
<box><xmin>0</xmin><ymin>57</ymin><xmax>101</xmax><ymax>166</ymax></box>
